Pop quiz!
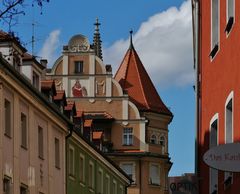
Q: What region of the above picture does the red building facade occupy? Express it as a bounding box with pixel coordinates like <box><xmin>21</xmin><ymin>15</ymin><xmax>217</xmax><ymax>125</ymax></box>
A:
<box><xmin>192</xmin><ymin>0</ymin><xmax>240</xmax><ymax>194</ymax></box>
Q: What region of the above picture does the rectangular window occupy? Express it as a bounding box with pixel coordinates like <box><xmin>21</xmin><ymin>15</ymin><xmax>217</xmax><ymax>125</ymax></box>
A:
<box><xmin>20</xmin><ymin>185</ymin><xmax>28</xmax><ymax>194</ymax></box>
<box><xmin>123</xmin><ymin>128</ymin><xmax>133</xmax><ymax>145</ymax></box>
<box><xmin>119</xmin><ymin>185</ymin><xmax>124</xmax><ymax>194</ymax></box>
<box><xmin>121</xmin><ymin>163</ymin><xmax>135</xmax><ymax>183</ymax></box>
<box><xmin>79</xmin><ymin>154</ymin><xmax>85</xmax><ymax>182</ymax></box>
<box><xmin>149</xmin><ymin>164</ymin><xmax>160</xmax><ymax>185</ymax></box>
<box><xmin>38</xmin><ymin>126</ymin><xmax>44</xmax><ymax>159</ymax></box>
<box><xmin>112</xmin><ymin>180</ymin><xmax>117</xmax><ymax>194</ymax></box>
<box><xmin>105</xmin><ymin>175</ymin><xmax>110</xmax><ymax>194</ymax></box>
<box><xmin>225</xmin><ymin>0</ymin><xmax>234</xmax><ymax>33</ymax></box>
<box><xmin>89</xmin><ymin>161</ymin><xmax>94</xmax><ymax>189</ymax></box>
<box><xmin>210</xmin><ymin>0</ymin><xmax>219</xmax><ymax>58</ymax></box>
<box><xmin>210</xmin><ymin>118</ymin><xmax>218</xmax><ymax>194</ymax></box>
<box><xmin>32</xmin><ymin>71</ymin><xmax>39</xmax><ymax>90</ymax></box>
<box><xmin>97</xmin><ymin>169</ymin><xmax>103</xmax><ymax>194</ymax></box>
<box><xmin>75</xmin><ymin>61</ymin><xmax>84</xmax><ymax>73</ymax></box>
<box><xmin>21</xmin><ymin>113</ymin><xmax>27</xmax><ymax>148</ymax></box>
<box><xmin>4</xmin><ymin>99</ymin><xmax>11</xmax><ymax>137</ymax></box>
<box><xmin>55</xmin><ymin>138</ymin><xmax>60</xmax><ymax>168</ymax></box>
<box><xmin>69</xmin><ymin>146</ymin><xmax>75</xmax><ymax>176</ymax></box>
<box><xmin>3</xmin><ymin>177</ymin><xmax>11</xmax><ymax>194</ymax></box>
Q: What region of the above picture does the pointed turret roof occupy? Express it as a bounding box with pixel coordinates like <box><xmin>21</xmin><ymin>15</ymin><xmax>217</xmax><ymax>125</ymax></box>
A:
<box><xmin>115</xmin><ymin>31</ymin><xmax>172</xmax><ymax>116</ymax></box>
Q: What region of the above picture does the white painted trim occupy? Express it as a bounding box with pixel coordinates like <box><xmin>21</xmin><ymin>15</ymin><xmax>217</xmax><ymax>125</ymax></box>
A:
<box><xmin>140</xmin><ymin>122</ymin><xmax>147</xmax><ymax>151</ymax></box>
<box><xmin>122</xmin><ymin>99</ymin><xmax>128</xmax><ymax>120</ymax></box>
<box><xmin>111</xmin><ymin>79</ymin><xmax>123</xmax><ymax>96</ymax></box>
<box><xmin>210</xmin><ymin>0</ymin><xmax>220</xmax><ymax>61</ymax></box>
<box><xmin>209</xmin><ymin>113</ymin><xmax>219</xmax><ymax>194</ymax></box>
<box><xmin>209</xmin><ymin>113</ymin><xmax>219</xmax><ymax>147</ymax></box>
<box><xmin>225</xmin><ymin>91</ymin><xmax>234</xmax><ymax>143</ymax></box>
<box><xmin>128</xmin><ymin>101</ymin><xmax>140</xmax><ymax>119</ymax></box>
<box><xmin>95</xmin><ymin>56</ymin><xmax>106</xmax><ymax>74</ymax></box>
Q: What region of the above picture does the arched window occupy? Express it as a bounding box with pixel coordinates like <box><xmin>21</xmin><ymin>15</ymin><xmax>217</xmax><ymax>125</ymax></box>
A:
<box><xmin>150</xmin><ymin>135</ymin><xmax>157</xmax><ymax>144</ymax></box>
<box><xmin>159</xmin><ymin>136</ymin><xmax>166</xmax><ymax>154</ymax></box>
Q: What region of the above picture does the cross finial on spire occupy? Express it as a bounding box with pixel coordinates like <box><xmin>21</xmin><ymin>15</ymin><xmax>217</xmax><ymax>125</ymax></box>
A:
<box><xmin>94</xmin><ymin>18</ymin><xmax>101</xmax><ymax>31</ymax></box>
<box><xmin>93</xmin><ymin>17</ymin><xmax>103</xmax><ymax>60</ymax></box>
<box><xmin>129</xmin><ymin>29</ymin><xmax>134</xmax><ymax>49</ymax></box>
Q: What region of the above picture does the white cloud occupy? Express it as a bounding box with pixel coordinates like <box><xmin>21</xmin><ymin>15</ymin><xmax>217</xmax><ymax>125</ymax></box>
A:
<box><xmin>38</xmin><ymin>30</ymin><xmax>61</xmax><ymax>67</ymax></box>
<box><xmin>103</xmin><ymin>0</ymin><xmax>194</xmax><ymax>88</ymax></box>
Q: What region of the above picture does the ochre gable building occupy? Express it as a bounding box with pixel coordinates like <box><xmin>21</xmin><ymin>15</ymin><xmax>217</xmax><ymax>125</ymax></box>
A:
<box><xmin>47</xmin><ymin>21</ymin><xmax>173</xmax><ymax>194</ymax></box>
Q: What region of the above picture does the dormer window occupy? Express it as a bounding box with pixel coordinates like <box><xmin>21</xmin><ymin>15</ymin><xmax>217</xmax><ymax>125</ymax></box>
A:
<box><xmin>13</xmin><ymin>54</ymin><xmax>20</xmax><ymax>71</ymax></box>
<box><xmin>75</xmin><ymin>61</ymin><xmax>83</xmax><ymax>73</ymax></box>
<box><xmin>32</xmin><ymin>71</ymin><xmax>39</xmax><ymax>90</ymax></box>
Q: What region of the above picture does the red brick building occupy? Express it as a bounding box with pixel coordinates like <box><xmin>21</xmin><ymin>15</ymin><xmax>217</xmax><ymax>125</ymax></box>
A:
<box><xmin>192</xmin><ymin>0</ymin><xmax>240</xmax><ymax>193</ymax></box>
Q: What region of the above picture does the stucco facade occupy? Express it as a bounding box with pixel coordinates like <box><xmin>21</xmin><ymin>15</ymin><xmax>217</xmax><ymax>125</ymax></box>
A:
<box><xmin>46</xmin><ymin>24</ymin><xmax>173</xmax><ymax>194</ymax></box>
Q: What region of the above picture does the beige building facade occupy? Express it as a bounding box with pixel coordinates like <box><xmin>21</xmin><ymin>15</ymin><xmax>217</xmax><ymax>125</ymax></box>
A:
<box><xmin>46</xmin><ymin>22</ymin><xmax>173</xmax><ymax>194</ymax></box>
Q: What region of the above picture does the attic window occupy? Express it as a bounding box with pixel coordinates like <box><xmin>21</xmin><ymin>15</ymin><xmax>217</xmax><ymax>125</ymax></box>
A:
<box><xmin>32</xmin><ymin>71</ymin><xmax>39</xmax><ymax>90</ymax></box>
<box><xmin>75</xmin><ymin>61</ymin><xmax>83</xmax><ymax>73</ymax></box>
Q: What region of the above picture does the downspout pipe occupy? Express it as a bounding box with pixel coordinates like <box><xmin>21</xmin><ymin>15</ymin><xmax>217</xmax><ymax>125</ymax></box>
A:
<box><xmin>65</xmin><ymin>125</ymin><xmax>73</xmax><ymax>194</ymax></box>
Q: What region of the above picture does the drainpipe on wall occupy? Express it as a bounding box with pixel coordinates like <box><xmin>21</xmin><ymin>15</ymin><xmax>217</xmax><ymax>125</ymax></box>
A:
<box><xmin>65</xmin><ymin>125</ymin><xmax>73</xmax><ymax>194</ymax></box>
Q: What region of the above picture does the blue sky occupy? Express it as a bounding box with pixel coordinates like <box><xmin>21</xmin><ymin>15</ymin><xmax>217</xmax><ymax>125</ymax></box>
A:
<box><xmin>1</xmin><ymin>0</ymin><xmax>195</xmax><ymax>176</ymax></box>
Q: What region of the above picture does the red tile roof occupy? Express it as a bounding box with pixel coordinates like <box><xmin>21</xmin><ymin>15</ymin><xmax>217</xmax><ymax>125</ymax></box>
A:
<box><xmin>54</xmin><ymin>90</ymin><xmax>66</xmax><ymax>101</ymax></box>
<box><xmin>92</xmin><ymin>131</ymin><xmax>103</xmax><ymax>140</ymax></box>
<box><xmin>41</xmin><ymin>80</ymin><xmax>55</xmax><ymax>90</ymax></box>
<box><xmin>83</xmin><ymin>111</ymin><xmax>113</xmax><ymax>120</ymax></box>
<box><xmin>84</xmin><ymin>119</ymin><xmax>93</xmax><ymax>127</ymax></box>
<box><xmin>114</xmin><ymin>44</ymin><xmax>172</xmax><ymax>116</ymax></box>
<box><xmin>64</xmin><ymin>100</ymin><xmax>75</xmax><ymax>111</ymax></box>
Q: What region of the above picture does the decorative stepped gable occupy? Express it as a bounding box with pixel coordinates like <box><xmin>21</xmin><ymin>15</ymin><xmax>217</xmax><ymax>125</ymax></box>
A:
<box><xmin>115</xmin><ymin>31</ymin><xmax>172</xmax><ymax>116</ymax></box>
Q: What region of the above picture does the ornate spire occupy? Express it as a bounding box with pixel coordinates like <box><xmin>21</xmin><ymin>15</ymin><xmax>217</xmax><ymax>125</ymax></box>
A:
<box><xmin>129</xmin><ymin>29</ymin><xmax>134</xmax><ymax>49</ymax></box>
<box><xmin>93</xmin><ymin>18</ymin><xmax>103</xmax><ymax>60</ymax></box>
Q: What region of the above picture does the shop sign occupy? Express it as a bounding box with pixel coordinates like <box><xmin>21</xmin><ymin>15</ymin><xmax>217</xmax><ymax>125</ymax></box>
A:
<box><xmin>203</xmin><ymin>143</ymin><xmax>240</xmax><ymax>172</ymax></box>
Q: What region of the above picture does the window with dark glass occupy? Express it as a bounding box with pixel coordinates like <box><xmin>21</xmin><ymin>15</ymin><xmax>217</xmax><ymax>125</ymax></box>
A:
<box><xmin>75</xmin><ymin>61</ymin><xmax>83</xmax><ymax>73</ymax></box>
<box><xmin>21</xmin><ymin>113</ymin><xmax>27</xmax><ymax>148</ymax></box>
<box><xmin>3</xmin><ymin>177</ymin><xmax>11</xmax><ymax>194</ymax></box>
<box><xmin>32</xmin><ymin>71</ymin><xmax>39</xmax><ymax>90</ymax></box>
<box><xmin>4</xmin><ymin>99</ymin><xmax>11</xmax><ymax>137</ymax></box>
<box><xmin>55</xmin><ymin>138</ymin><xmax>60</xmax><ymax>168</ymax></box>
<box><xmin>225</xmin><ymin>0</ymin><xmax>234</xmax><ymax>33</ymax></box>
<box><xmin>38</xmin><ymin>126</ymin><xmax>44</xmax><ymax>159</ymax></box>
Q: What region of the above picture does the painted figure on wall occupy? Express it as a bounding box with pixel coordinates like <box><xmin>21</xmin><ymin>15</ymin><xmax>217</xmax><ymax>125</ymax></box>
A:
<box><xmin>72</xmin><ymin>80</ymin><xmax>87</xmax><ymax>97</ymax></box>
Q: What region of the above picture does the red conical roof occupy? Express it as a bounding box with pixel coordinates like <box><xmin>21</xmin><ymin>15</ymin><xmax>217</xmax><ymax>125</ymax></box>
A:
<box><xmin>115</xmin><ymin>43</ymin><xmax>172</xmax><ymax>116</ymax></box>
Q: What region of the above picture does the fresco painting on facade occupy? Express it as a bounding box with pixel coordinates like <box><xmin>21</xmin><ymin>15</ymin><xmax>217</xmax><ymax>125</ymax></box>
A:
<box><xmin>71</xmin><ymin>79</ymin><xmax>88</xmax><ymax>97</ymax></box>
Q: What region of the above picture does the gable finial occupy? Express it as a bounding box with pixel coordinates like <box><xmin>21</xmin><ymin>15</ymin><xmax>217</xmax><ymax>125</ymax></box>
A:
<box><xmin>93</xmin><ymin>17</ymin><xmax>103</xmax><ymax>60</ymax></box>
<box><xmin>129</xmin><ymin>29</ymin><xmax>134</xmax><ymax>49</ymax></box>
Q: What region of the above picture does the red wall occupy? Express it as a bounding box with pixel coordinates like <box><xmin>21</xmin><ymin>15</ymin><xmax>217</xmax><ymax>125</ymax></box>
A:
<box><xmin>199</xmin><ymin>0</ymin><xmax>240</xmax><ymax>194</ymax></box>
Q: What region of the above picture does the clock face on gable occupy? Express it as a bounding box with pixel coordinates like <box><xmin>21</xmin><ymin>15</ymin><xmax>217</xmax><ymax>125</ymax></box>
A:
<box><xmin>68</xmin><ymin>34</ymin><xmax>90</xmax><ymax>52</ymax></box>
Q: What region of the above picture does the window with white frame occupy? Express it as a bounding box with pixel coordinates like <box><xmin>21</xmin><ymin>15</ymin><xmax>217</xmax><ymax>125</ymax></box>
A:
<box><xmin>224</xmin><ymin>95</ymin><xmax>233</xmax><ymax>186</ymax></box>
<box><xmin>21</xmin><ymin>113</ymin><xmax>27</xmax><ymax>148</ymax></box>
<box><xmin>225</xmin><ymin>0</ymin><xmax>234</xmax><ymax>33</ymax></box>
<box><xmin>97</xmin><ymin>168</ymin><xmax>103</xmax><ymax>194</ymax></box>
<box><xmin>89</xmin><ymin>161</ymin><xmax>94</xmax><ymax>189</ymax></box>
<box><xmin>150</xmin><ymin>134</ymin><xmax>157</xmax><ymax>144</ymax></box>
<box><xmin>4</xmin><ymin>99</ymin><xmax>11</xmax><ymax>137</ymax></box>
<box><xmin>55</xmin><ymin>138</ymin><xmax>60</xmax><ymax>168</ymax></box>
<box><xmin>123</xmin><ymin>128</ymin><xmax>133</xmax><ymax>145</ymax></box>
<box><xmin>210</xmin><ymin>0</ymin><xmax>219</xmax><ymax>58</ymax></box>
<box><xmin>69</xmin><ymin>146</ymin><xmax>75</xmax><ymax>176</ymax></box>
<box><xmin>149</xmin><ymin>163</ymin><xmax>160</xmax><ymax>185</ymax></box>
<box><xmin>210</xmin><ymin>116</ymin><xmax>218</xmax><ymax>194</ymax></box>
<box><xmin>79</xmin><ymin>154</ymin><xmax>85</xmax><ymax>182</ymax></box>
<box><xmin>120</xmin><ymin>162</ymin><xmax>135</xmax><ymax>183</ymax></box>
<box><xmin>105</xmin><ymin>175</ymin><xmax>110</xmax><ymax>194</ymax></box>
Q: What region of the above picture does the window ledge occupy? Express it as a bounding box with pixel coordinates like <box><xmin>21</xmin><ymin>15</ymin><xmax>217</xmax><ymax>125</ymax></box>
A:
<box><xmin>21</xmin><ymin>145</ymin><xmax>28</xmax><ymax>150</ymax></box>
<box><xmin>122</xmin><ymin>144</ymin><xmax>133</xmax><ymax>146</ymax></box>
<box><xmin>225</xmin><ymin>17</ymin><xmax>234</xmax><ymax>34</ymax></box>
<box><xmin>4</xmin><ymin>133</ymin><xmax>12</xmax><ymax>139</ymax></box>
<box><xmin>209</xmin><ymin>44</ymin><xmax>219</xmax><ymax>60</ymax></box>
<box><xmin>149</xmin><ymin>183</ymin><xmax>161</xmax><ymax>187</ymax></box>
